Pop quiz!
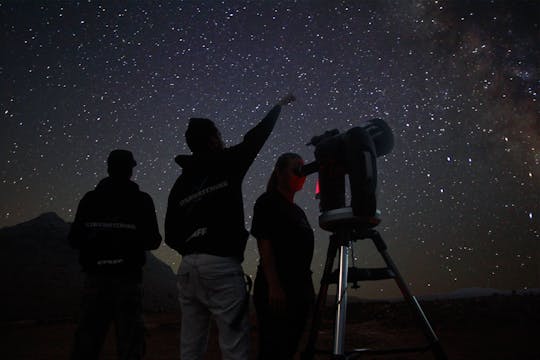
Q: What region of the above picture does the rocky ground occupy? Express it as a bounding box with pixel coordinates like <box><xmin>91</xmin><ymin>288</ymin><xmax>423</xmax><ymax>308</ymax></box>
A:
<box><xmin>2</xmin><ymin>293</ymin><xmax>539</xmax><ymax>360</ymax></box>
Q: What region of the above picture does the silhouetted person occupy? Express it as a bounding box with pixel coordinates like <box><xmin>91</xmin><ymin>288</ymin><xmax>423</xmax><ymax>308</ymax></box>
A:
<box><xmin>251</xmin><ymin>153</ymin><xmax>314</xmax><ymax>360</ymax></box>
<box><xmin>165</xmin><ymin>94</ymin><xmax>296</xmax><ymax>360</ymax></box>
<box><xmin>69</xmin><ymin>149</ymin><xmax>162</xmax><ymax>360</ymax></box>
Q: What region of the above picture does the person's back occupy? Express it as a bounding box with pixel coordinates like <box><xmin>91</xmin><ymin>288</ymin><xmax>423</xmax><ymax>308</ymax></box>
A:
<box><xmin>71</xmin><ymin>176</ymin><xmax>160</xmax><ymax>280</ymax></box>
<box><xmin>167</xmin><ymin>141</ymin><xmax>264</xmax><ymax>261</ymax></box>
<box><xmin>69</xmin><ymin>149</ymin><xmax>161</xmax><ymax>360</ymax></box>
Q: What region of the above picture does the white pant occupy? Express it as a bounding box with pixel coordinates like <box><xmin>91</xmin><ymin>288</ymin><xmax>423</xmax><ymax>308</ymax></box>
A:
<box><xmin>177</xmin><ymin>254</ymin><xmax>249</xmax><ymax>360</ymax></box>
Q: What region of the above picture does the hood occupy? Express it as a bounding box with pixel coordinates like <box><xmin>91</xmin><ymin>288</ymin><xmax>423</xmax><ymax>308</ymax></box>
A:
<box><xmin>174</xmin><ymin>151</ymin><xmax>224</xmax><ymax>170</ymax></box>
<box><xmin>95</xmin><ymin>177</ymin><xmax>139</xmax><ymax>193</ymax></box>
<box><xmin>174</xmin><ymin>154</ymin><xmax>195</xmax><ymax>169</ymax></box>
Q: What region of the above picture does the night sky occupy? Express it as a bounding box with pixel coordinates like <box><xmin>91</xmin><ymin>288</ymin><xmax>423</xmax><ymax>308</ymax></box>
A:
<box><xmin>1</xmin><ymin>0</ymin><xmax>538</xmax><ymax>298</ymax></box>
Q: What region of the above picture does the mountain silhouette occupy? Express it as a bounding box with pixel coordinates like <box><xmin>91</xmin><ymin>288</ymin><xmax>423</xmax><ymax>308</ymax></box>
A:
<box><xmin>0</xmin><ymin>212</ymin><xmax>178</xmax><ymax>322</ymax></box>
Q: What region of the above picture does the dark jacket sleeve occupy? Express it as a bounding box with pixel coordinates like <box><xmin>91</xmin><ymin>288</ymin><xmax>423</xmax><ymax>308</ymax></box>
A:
<box><xmin>139</xmin><ymin>193</ymin><xmax>162</xmax><ymax>250</ymax></box>
<box><xmin>68</xmin><ymin>193</ymin><xmax>91</xmax><ymax>249</ymax></box>
<box><xmin>233</xmin><ymin>104</ymin><xmax>282</xmax><ymax>176</ymax></box>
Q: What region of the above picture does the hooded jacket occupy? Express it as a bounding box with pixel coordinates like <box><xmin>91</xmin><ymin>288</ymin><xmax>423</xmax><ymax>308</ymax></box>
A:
<box><xmin>69</xmin><ymin>177</ymin><xmax>162</xmax><ymax>281</ymax></box>
<box><xmin>165</xmin><ymin>105</ymin><xmax>282</xmax><ymax>262</ymax></box>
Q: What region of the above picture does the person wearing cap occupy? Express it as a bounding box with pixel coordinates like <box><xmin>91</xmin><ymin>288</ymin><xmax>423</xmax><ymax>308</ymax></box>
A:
<box><xmin>69</xmin><ymin>149</ymin><xmax>162</xmax><ymax>360</ymax></box>
<box><xmin>165</xmin><ymin>94</ymin><xmax>295</xmax><ymax>360</ymax></box>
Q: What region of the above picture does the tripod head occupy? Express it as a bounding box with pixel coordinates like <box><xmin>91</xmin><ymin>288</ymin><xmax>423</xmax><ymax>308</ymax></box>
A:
<box><xmin>300</xmin><ymin>118</ymin><xmax>394</xmax><ymax>231</ymax></box>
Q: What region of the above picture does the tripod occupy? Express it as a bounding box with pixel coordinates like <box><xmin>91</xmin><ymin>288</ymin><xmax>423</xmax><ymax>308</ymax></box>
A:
<box><xmin>302</xmin><ymin>208</ymin><xmax>447</xmax><ymax>360</ymax></box>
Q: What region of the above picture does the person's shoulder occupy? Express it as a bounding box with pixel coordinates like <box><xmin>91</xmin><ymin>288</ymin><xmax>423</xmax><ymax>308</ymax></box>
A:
<box><xmin>80</xmin><ymin>188</ymin><xmax>98</xmax><ymax>202</ymax></box>
<box><xmin>135</xmin><ymin>188</ymin><xmax>155</xmax><ymax>204</ymax></box>
<box><xmin>137</xmin><ymin>189</ymin><xmax>152</xmax><ymax>199</ymax></box>
<box><xmin>75</xmin><ymin>189</ymin><xmax>101</xmax><ymax>212</ymax></box>
<box><xmin>82</xmin><ymin>188</ymin><xmax>96</xmax><ymax>197</ymax></box>
<box><xmin>222</xmin><ymin>145</ymin><xmax>242</xmax><ymax>160</ymax></box>
<box><xmin>255</xmin><ymin>191</ymin><xmax>278</xmax><ymax>207</ymax></box>
<box><xmin>256</xmin><ymin>191</ymin><xmax>271</xmax><ymax>201</ymax></box>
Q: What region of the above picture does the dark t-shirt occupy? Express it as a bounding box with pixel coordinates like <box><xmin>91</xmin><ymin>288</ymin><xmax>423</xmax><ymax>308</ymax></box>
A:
<box><xmin>251</xmin><ymin>191</ymin><xmax>314</xmax><ymax>296</ymax></box>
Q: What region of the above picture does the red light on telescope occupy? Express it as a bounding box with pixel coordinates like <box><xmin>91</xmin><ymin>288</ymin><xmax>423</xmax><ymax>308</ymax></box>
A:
<box><xmin>315</xmin><ymin>178</ymin><xmax>320</xmax><ymax>199</ymax></box>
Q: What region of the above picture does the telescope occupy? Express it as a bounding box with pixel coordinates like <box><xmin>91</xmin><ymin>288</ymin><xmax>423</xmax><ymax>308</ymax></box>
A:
<box><xmin>301</xmin><ymin>118</ymin><xmax>447</xmax><ymax>360</ymax></box>
<box><xmin>300</xmin><ymin>118</ymin><xmax>394</xmax><ymax>230</ymax></box>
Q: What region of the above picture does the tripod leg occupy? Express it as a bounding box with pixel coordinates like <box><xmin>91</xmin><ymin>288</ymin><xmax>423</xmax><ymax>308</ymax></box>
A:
<box><xmin>333</xmin><ymin>243</ymin><xmax>350</xmax><ymax>356</ymax></box>
<box><xmin>302</xmin><ymin>237</ymin><xmax>339</xmax><ymax>360</ymax></box>
<box><xmin>373</xmin><ymin>234</ymin><xmax>448</xmax><ymax>360</ymax></box>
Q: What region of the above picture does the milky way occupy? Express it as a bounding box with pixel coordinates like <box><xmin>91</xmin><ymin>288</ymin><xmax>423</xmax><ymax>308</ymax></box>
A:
<box><xmin>1</xmin><ymin>0</ymin><xmax>538</xmax><ymax>297</ymax></box>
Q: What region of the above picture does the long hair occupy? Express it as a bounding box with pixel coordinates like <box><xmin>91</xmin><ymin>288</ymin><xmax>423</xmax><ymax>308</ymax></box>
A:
<box><xmin>266</xmin><ymin>153</ymin><xmax>302</xmax><ymax>193</ymax></box>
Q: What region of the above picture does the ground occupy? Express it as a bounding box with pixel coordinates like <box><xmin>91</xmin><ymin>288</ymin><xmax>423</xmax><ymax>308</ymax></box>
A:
<box><xmin>2</xmin><ymin>294</ymin><xmax>539</xmax><ymax>360</ymax></box>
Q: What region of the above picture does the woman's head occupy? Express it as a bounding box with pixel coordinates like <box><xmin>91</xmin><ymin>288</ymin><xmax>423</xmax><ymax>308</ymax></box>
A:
<box><xmin>267</xmin><ymin>153</ymin><xmax>306</xmax><ymax>195</ymax></box>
